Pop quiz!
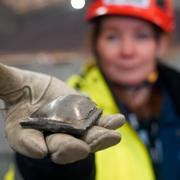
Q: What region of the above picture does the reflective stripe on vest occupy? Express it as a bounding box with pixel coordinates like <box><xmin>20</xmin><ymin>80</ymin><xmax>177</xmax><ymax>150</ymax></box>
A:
<box><xmin>68</xmin><ymin>63</ymin><xmax>155</xmax><ymax>180</ymax></box>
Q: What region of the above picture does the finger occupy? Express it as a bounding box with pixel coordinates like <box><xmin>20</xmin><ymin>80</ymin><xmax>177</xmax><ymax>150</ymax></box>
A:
<box><xmin>97</xmin><ymin>113</ymin><xmax>126</xmax><ymax>130</ymax></box>
<box><xmin>82</xmin><ymin>126</ymin><xmax>121</xmax><ymax>153</ymax></box>
<box><xmin>8</xmin><ymin>129</ymin><xmax>48</xmax><ymax>159</ymax></box>
<box><xmin>46</xmin><ymin>133</ymin><xmax>90</xmax><ymax>164</ymax></box>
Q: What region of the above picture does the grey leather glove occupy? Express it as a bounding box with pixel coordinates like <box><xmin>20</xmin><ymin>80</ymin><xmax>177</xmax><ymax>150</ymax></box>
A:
<box><xmin>0</xmin><ymin>63</ymin><xmax>125</xmax><ymax>164</ymax></box>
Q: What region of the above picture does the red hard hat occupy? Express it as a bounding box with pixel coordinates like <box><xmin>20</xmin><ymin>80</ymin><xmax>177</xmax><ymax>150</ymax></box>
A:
<box><xmin>86</xmin><ymin>0</ymin><xmax>175</xmax><ymax>32</ymax></box>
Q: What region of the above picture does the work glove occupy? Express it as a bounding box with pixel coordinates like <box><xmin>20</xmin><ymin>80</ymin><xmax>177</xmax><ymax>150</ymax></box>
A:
<box><xmin>0</xmin><ymin>63</ymin><xmax>125</xmax><ymax>164</ymax></box>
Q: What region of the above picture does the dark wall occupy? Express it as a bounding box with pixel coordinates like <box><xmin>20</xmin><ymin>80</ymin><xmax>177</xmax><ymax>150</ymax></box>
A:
<box><xmin>0</xmin><ymin>3</ymin><xmax>89</xmax><ymax>52</ymax></box>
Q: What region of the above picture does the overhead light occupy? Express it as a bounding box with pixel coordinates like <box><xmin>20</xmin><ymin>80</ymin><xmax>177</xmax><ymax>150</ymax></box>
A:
<box><xmin>71</xmin><ymin>0</ymin><xmax>85</xmax><ymax>10</ymax></box>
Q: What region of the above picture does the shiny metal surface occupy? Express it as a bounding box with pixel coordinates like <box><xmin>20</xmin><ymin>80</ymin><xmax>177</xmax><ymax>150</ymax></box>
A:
<box><xmin>20</xmin><ymin>94</ymin><xmax>102</xmax><ymax>135</ymax></box>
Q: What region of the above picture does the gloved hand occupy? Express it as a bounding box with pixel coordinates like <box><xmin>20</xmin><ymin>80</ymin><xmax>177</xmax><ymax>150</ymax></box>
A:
<box><xmin>0</xmin><ymin>63</ymin><xmax>125</xmax><ymax>164</ymax></box>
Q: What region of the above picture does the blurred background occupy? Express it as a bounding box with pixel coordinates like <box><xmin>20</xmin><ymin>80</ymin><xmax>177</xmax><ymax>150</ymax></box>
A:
<box><xmin>0</xmin><ymin>0</ymin><xmax>180</xmax><ymax>179</ymax></box>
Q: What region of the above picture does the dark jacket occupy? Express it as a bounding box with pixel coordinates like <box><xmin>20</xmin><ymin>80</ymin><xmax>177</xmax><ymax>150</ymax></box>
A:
<box><xmin>158</xmin><ymin>63</ymin><xmax>180</xmax><ymax>116</ymax></box>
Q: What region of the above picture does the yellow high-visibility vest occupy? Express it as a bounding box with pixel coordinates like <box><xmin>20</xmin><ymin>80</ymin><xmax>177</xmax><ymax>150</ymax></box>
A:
<box><xmin>68</xmin><ymin>63</ymin><xmax>155</xmax><ymax>180</ymax></box>
<box><xmin>4</xmin><ymin>164</ymin><xmax>15</xmax><ymax>180</ymax></box>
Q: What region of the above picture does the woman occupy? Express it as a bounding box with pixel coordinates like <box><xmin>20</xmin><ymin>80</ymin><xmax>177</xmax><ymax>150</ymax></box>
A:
<box><xmin>68</xmin><ymin>0</ymin><xmax>180</xmax><ymax>179</ymax></box>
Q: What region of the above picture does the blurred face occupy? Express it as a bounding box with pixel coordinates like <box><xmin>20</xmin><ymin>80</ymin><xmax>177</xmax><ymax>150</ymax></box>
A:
<box><xmin>96</xmin><ymin>17</ymin><xmax>167</xmax><ymax>86</ymax></box>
